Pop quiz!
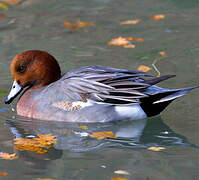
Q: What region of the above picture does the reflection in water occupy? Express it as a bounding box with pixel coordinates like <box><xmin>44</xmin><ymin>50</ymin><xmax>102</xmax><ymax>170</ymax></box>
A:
<box><xmin>6</xmin><ymin>116</ymin><xmax>195</xmax><ymax>157</ymax></box>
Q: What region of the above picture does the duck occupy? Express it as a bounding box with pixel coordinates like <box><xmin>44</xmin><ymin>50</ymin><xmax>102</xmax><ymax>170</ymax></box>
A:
<box><xmin>4</xmin><ymin>50</ymin><xmax>198</xmax><ymax>122</ymax></box>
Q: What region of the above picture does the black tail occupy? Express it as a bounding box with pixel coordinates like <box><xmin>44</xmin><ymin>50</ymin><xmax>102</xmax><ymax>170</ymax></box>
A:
<box><xmin>140</xmin><ymin>86</ymin><xmax>199</xmax><ymax>117</ymax></box>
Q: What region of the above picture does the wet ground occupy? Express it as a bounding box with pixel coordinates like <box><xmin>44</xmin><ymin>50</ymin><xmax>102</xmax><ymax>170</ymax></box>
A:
<box><xmin>0</xmin><ymin>0</ymin><xmax>199</xmax><ymax>179</ymax></box>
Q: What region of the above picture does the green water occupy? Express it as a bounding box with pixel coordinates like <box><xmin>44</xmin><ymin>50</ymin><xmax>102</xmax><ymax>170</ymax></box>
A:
<box><xmin>0</xmin><ymin>0</ymin><xmax>199</xmax><ymax>179</ymax></box>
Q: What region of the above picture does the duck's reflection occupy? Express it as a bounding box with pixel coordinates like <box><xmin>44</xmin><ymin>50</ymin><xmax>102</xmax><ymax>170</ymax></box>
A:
<box><xmin>6</xmin><ymin>115</ymin><xmax>194</xmax><ymax>154</ymax></box>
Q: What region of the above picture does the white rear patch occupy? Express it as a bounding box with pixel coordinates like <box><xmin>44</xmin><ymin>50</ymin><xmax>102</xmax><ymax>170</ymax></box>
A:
<box><xmin>115</xmin><ymin>104</ymin><xmax>147</xmax><ymax>120</ymax></box>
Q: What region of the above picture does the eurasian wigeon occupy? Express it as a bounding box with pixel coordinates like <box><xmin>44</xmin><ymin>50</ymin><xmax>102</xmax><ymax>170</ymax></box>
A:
<box><xmin>4</xmin><ymin>50</ymin><xmax>198</xmax><ymax>122</ymax></box>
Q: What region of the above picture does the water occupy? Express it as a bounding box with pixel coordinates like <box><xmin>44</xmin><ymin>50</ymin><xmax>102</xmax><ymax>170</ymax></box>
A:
<box><xmin>0</xmin><ymin>0</ymin><xmax>199</xmax><ymax>179</ymax></box>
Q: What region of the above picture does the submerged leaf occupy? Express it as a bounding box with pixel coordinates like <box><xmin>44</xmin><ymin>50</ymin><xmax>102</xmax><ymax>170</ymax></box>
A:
<box><xmin>64</xmin><ymin>21</ymin><xmax>79</xmax><ymax>30</ymax></box>
<box><xmin>0</xmin><ymin>13</ymin><xmax>5</xmax><ymax>20</ymax></box>
<box><xmin>0</xmin><ymin>152</ymin><xmax>18</xmax><ymax>160</ymax></box>
<box><xmin>77</xmin><ymin>20</ymin><xmax>93</xmax><ymax>27</ymax></box>
<box><xmin>135</xmin><ymin>38</ymin><xmax>144</xmax><ymax>42</ymax></box>
<box><xmin>123</xmin><ymin>44</ymin><xmax>135</xmax><ymax>48</ymax></box>
<box><xmin>37</xmin><ymin>178</ymin><xmax>55</xmax><ymax>180</ymax></box>
<box><xmin>90</xmin><ymin>131</ymin><xmax>117</xmax><ymax>140</ymax></box>
<box><xmin>0</xmin><ymin>172</ymin><xmax>8</xmax><ymax>176</ymax></box>
<box><xmin>0</xmin><ymin>3</ymin><xmax>8</xmax><ymax>9</ymax></box>
<box><xmin>159</xmin><ymin>51</ymin><xmax>166</xmax><ymax>56</ymax></box>
<box><xmin>111</xmin><ymin>177</ymin><xmax>127</xmax><ymax>180</ymax></box>
<box><xmin>0</xmin><ymin>90</ymin><xmax>7</xmax><ymax>95</ymax></box>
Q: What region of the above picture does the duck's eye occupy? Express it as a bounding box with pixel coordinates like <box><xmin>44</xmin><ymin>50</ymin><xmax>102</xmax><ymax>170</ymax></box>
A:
<box><xmin>18</xmin><ymin>65</ymin><xmax>26</xmax><ymax>73</ymax></box>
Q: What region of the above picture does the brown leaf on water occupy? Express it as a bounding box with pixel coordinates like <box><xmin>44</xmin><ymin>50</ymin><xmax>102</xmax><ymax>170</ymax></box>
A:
<box><xmin>0</xmin><ymin>152</ymin><xmax>18</xmax><ymax>160</ymax></box>
<box><xmin>148</xmin><ymin>146</ymin><xmax>166</xmax><ymax>151</ymax></box>
<box><xmin>135</xmin><ymin>38</ymin><xmax>144</xmax><ymax>42</ymax></box>
<box><xmin>0</xmin><ymin>172</ymin><xmax>8</xmax><ymax>176</ymax></box>
<box><xmin>77</xmin><ymin>20</ymin><xmax>93</xmax><ymax>27</ymax></box>
<box><xmin>64</xmin><ymin>21</ymin><xmax>79</xmax><ymax>30</ymax></box>
<box><xmin>123</xmin><ymin>44</ymin><xmax>135</xmax><ymax>48</ymax></box>
<box><xmin>159</xmin><ymin>51</ymin><xmax>166</xmax><ymax>56</ymax></box>
<box><xmin>108</xmin><ymin>37</ymin><xmax>130</xmax><ymax>46</ymax></box>
<box><xmin>111</xmin><ymin>177</ymin><xmax>127</xmax><ymax>180</ymax></box>
<box><xmin>137</xmin><ymin>65</ymin><xmax>151</xmax><ymax>72</ymax></box>
<box><xmin>151</xmin><ymin>14</ymin><xmax>165</xmax><ymax>21</ymax></box>
<box><xmin>120</xmin><ymin>19</ymin><xmax>141</xmax><ymax>25</ymax></box>
<box><xmin>90</xmin><ymin>131</ymin><xmax>117</xmax><ymax>140</ymax></box>
<box><xmin>0</xmin><ymin>13</ymin><xmax>5</xmax><ymax>20</ymax></box>
<box><xmin>14</xmin><ymin>134</ymin><xmax>56</xmax><ymax>154</ymax></box>
<box><xmin>0</xmin><ymin>0</ymin><xmax>20</xmax><ymax>5</ymax></box>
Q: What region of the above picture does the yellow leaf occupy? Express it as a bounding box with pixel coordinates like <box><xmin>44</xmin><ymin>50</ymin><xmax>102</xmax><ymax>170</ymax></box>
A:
<box><xmin>108</xmin><ymin>37</ymin><xmax>130</xmax><ymax>46</ymax></box>
<box><xmin>151</xmin><ymin>14</ymin><xmax>165</xmax><ymax>21</ymax></box>
<box><xmin>0</xmin><ymin>152</ymin><xmax>18</xmax><ymax>160</ymax></box>
<box><xmin>114</xmin><ymin>170</ymin><xmax>130</xmax><ymax>175</ymax></box>
<box><xmin>0</xmin><ymin>3</ymin><xmax>8</xmax><ymax>9</ymax></box>
<box><xmin>120</xmin><ymin>19</ymin><xmax>141</xmax><ymax>25</ymax></box>
<box><xmin>123</xmin><ymin>44</ymin><xmax>135</xmax><ymax>48</ymax></box>
<box><xmin>0</xmin><ymin>172</ymin><xmax>8</xmax><ymax>176</ymax></box>
<box><xmin>79</xmin><ymin>125</ymin><xmax>88</xmax><ymax>130</ymax></box>
<box><xmin>159</xmin><ymin>51</ymin><xmax>166</xmax><ymax>56</ymax></box>
<box><xmin>90</xmin><ymin>131</ymin><xmax>117</xmax><ymax>140</ymax></box>
<box><xmin>77</xmin><ymin>20</ymin><xmax>93</xmax><ymax>27</ymax></box>
<box><xmin>135</xmin><ymin>38</ymin><xmax>144</xmax><ymax>42</ymax></box>
<box><xmin>137</xmin><ymin>65</ymin><xmax>151</xmax><ymax>72</ymax></box>
<box><xmin>111</xmin><ymin>177</ymin><xmax>127</xmax><ymax>180</ymax></box>
<box><xmin>0</xmin><ymin>0</ymin><xmax>20</xmax><ymax>5</ymax></box>
<box><xmin>64</xmin><ymin>21</ymin><xmax>79</xmax><ymax>30</ymax></box>
<box><xmin>148</xmin><ymin>146</ymin><xmax>166</xmax><ymax>151</ymax></box>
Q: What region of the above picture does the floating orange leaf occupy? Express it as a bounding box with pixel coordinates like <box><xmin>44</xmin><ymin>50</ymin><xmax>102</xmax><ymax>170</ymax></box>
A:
<box><xmin>79</xmin><ymin>125</ymin><xmax>88</xmax><ymax>130</ymax></box>
<box><xmin>125</xmin><ymin>37</ymin><xmax>134</xmax><ymax>41</ymax></box>
<box><xmin>123</xmin><ymin>44</ymin><xmax>135</xmax><ymax>48</ymax></box>
<box><xmin>111</xmin><ymin>177</ymin><xmax>127</xmax><ymax>180</ymax></box>
<box><xmin>37</xmin><ymin>178</ymin><xmax>55</xmax><ymax>180</ymax></box>
<box><xmin>148</xmin><ymin>146</ymin><xmax>166</xmax><ymax>151</ymax></box>
<box><xmin>64</xmin><ymin>21</ymin><xmax>79</xmax><ymax>30</ymax></box>
<box><xmin>90</xmin><ymin>131</ymin><xmax>117</xmax><ymax>140</ymax></box>
<box><xmin>159</xmin><ymin>51</ymin><xmax>166</xmax><ymax>56</ymax></box>
<box><xmin>135</xmin><ymin>38</ymin><xmax>144</xmax><ymax>42</ymax></box>
<box><xmin>151</xmin><ymin>14</ymin><xmax>165</xmax><ymax>21</ymax></box>
<box><xmin>0</xmin><ymin>152</ymin><xmax>18</xmax><ymax>160</ymax></box>
<box><xmin>14</xmin><ymin>134</ymin><xmax>56</xmax><ymax>154</ymax></box>
<box><xmin>108</xmin><ymin>37</ymin><xmax>130</xmax><ymax>46</ymax></box>
<box><xmin>0</xmin><ymin>172</ymin><xmax>7</xmax><ymax>176</ymax></box>
<box><xmin>120</xmin><ymin>19</ymin><xmax>141</xmax><ymax>25</ymax></box>
<box><xmin>114</xmin><ymin>170</ymin><xmax>130</xmax><ymax>175</ymax></box>
<box><xmin>0</xmin><ymin>0</ymin><xmax>20</xmax><ymax>5</ymax></box>
<box><xmin>77</xmin><ymin>20</ymin><xmax>93</xmax><ymax>27</ymax></box>
<box><xmin>137</xmin><ymin>65</ymin><xmax>151</xmax><ymax>72</ymax></box>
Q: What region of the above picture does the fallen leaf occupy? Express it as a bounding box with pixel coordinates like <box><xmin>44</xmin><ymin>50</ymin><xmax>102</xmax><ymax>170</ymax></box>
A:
<box><xmin>125</xmin><ymin>37</ymin><xmax>134</xmax><ymax>41</ymax></box>
<box><xmin>77</xmin><ymin>20</ymin><xmax>93</xmax><ymax>27</ymax></box>
<box><xmin>111</xmin><ymin>177</ymin><xmax>127</xmax><ymax>180</ymax></box>
<box><xmin>148</xmin><ymin>146</ymin><xmax>166</xmax><ymax>151</ymax></box>
<box><xmin>135</xmin><ymin>38</ymin><xmax>144</xmax><ymax>42</ymax></box>
<box><xmin>159</xmin><ymin>51</ymin><xmax>166</xmax><ymax>56</ymax></box>
<box><xmin>151</xmin><ymin>14</ymin><xmax>165</xmax><ymax>21</ymax></box>
<box><xmin>64</xmin><ymin>21</ymin><xmax>79</xmax><ymax>30</ymax></box>
<box><xmin>137</xmin><ymin>65</ymin><xmax>151</xmax><ymax>72</ymax></box>
<box><xmin>108</xmin><ymin>37</ymin><xmax>130</xmax><ymax>46</ymax></box>
<box><xmin>0</xmin><ymin>13</ymin><xmax>5</xmax><ymax>20</ymax></box>
<box><xmin>90</xmin><ymin>131</ymin><xmax>117</xmax><ymax>140</ymax></box>
<box><xmin>120</xmin><ymin>19</ymin><xmax>141</xmax><ymax>25</ymax></box>
<box><xmin>0</xmin><ymin>152</ymin><xmax>18</xmax><ymax>160</ymax></box>
<box><xmin>37</xmin><ymin>178</ymin><xmax>55</xmax><ymax>180</ymax></box>
<box><xmin>0</xmin><ymin>2</ymin><xmax>8</xmax><ymax>9</ymax></box>
<box><xmin>14</xmin><ymin>134</ymin><xmax>56</xmax><ymax>154</ymax></box>
<box><xmin>0</xmin><ymin>172</ymin><xmax>8</xmax><ymax>176</ymax></box>
<box><xmin>123</xmin><ymin>44</ymin><xmax>135</xmax><ymax>48</ymax></box>
<box><xmin>79</xmin><ymin>125</ymin><xmax>88</xmax><ymax>130</ymax></box>
<box><xmin>114</xmin><ymin>170</ymin><xmax>130</xmax><ymax>175</ymax></box>
<box><xmin>0</xmin><ymin>0</ymin><xmax>20</xmax><ymax>5</ymax></box>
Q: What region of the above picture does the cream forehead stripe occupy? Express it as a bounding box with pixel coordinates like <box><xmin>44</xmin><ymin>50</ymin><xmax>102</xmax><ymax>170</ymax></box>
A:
<box><xmin>52</xmin><ymin>100</ymin><xmax>93</xmax><ymax>111</ymax></box>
